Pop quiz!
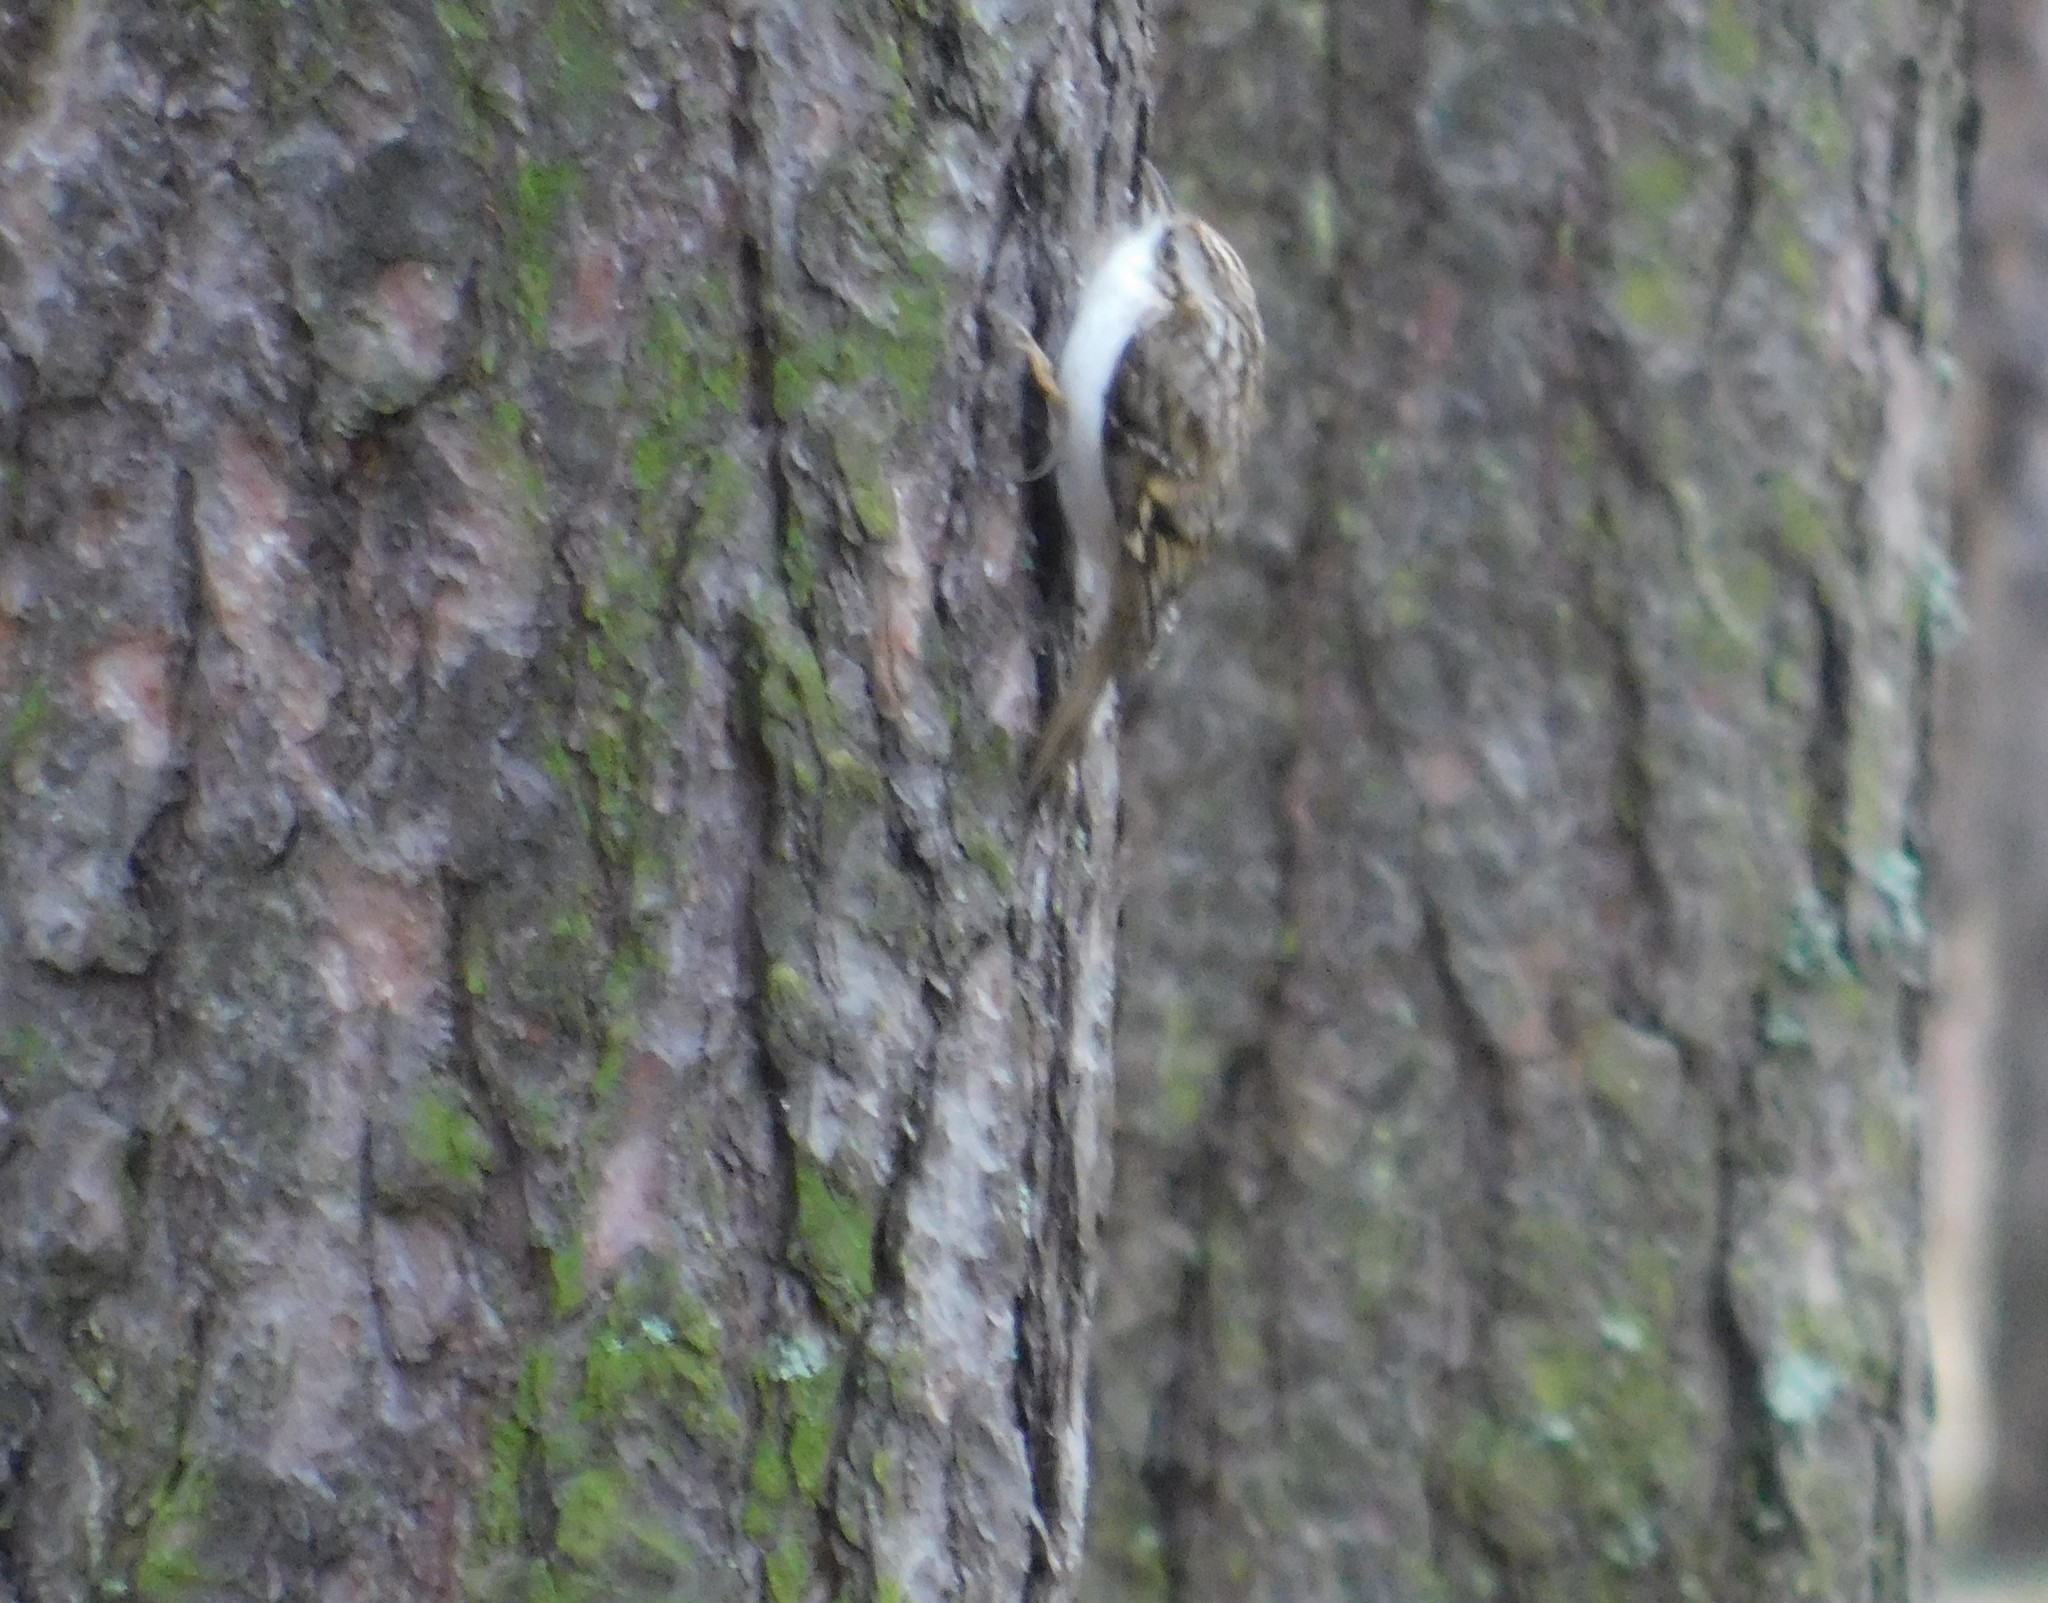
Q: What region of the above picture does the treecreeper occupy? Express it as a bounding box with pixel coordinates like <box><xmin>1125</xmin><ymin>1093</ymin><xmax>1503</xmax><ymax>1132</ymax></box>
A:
<box><xmin>1008</xmin><ymin>196</ymin><xmax>1266</xmax><ymax>795</ymax></box>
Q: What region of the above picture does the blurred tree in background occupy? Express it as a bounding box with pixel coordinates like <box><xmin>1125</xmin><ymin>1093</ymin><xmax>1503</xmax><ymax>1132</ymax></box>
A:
<box><xmin>1094</xmin><ymin>1</ymin><xmax>1962</xmax><ymax>1600</ymax></box>
<box><xmin>1960</xmin><ymin>0</ymin><xmax>2048</xmax><ymax>1568</ymax></box>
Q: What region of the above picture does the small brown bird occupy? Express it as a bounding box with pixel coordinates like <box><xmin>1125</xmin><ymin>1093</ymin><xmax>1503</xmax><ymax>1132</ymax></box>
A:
<box><xmin>1011</xmin><ymin>208</ymin><xmax>1265</xmax><ymax>794</ymax></box>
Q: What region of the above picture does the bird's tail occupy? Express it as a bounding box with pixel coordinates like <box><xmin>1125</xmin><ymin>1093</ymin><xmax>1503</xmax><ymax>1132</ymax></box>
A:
<box><xmin>1023</xmin><ymin>628</ymin><xmax>1121</xmax><ymax>797</ymax></box>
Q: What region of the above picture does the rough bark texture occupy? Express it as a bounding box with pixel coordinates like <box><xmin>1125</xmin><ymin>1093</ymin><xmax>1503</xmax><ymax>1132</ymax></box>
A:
<box><xmin>0</xmin><ymin>3</ymin><xmax>1143</xmax><ymax>1599</ymax></box>
<box><xmin>1090</xmin><ymin>2</ymin><xmax>1960</xmax><ymax>1600</ymax></box>
<box><xmin>1965</xmin><ymin>0</ymin><xmax>2048</xmax><ymax>1559</ymax></box>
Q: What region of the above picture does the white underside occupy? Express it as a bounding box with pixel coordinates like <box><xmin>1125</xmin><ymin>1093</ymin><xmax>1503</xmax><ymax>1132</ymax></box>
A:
<box><xmin>1054</xmin><ymin>219</ymin><xmax>1170</xmax><ymax>621</ymax></box>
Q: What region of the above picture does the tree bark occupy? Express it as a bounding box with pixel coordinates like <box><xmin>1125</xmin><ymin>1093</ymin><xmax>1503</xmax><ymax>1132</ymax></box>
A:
<box><xmin>1091</xmin><ymin>2</ymin><xmax>1961</xmax><ymax>1600</ymax></box>
<box><xmin>0</xmin><ymin>3</ymin><xmax>1137</xmax><ymax>1599</ymax></box>
<box><xmin>1962</xmin><ymin>0</ymin><xmax>2048</xmax><ymax>1561</ymax></box>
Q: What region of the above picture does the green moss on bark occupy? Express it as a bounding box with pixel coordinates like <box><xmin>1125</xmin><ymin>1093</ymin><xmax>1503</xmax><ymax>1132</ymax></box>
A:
<box><xmin>790</xmin><ymin>1160</ymin><xmax>876</xmax><ymax>1328</ymax></box>
<box><xmin>469</xmin><ymin>1273</ymin><xmax>737</xmax><ymax>1600</ymax></box>
<box><xmin>406</xmin><ymin>1083</ymin><xmax>495</xmax><ymax>1190</ymax></box>
<box><xmin>134</xmin><ymin>1464</ymin><xmax>211</xmax><ymax>1600</ymax></box>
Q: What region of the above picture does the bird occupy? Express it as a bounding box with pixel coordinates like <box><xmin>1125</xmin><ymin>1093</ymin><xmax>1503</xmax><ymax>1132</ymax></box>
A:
<box><xmin>1007</xmin><ymin>204</ymin><xmax>1265</xmax><ymax>796</ymax></box>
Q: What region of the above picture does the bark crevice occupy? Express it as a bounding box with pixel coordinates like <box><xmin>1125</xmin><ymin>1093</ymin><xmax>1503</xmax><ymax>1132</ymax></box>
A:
<box><xmin>1806</xmin><ymin>579</ymin><xmax>1854</xmax><ymax>919</ymax></box>
<box><xmin>1709</xmin><ymin>1043</ymin><xmax>1801</xmax><ymax>1581</ymax></box>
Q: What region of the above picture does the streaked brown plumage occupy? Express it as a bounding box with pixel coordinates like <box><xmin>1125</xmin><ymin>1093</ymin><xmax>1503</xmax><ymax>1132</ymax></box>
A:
<box><xmin>1018</xmin><ymin>213</ymin><xmax>1264</xmax><ymax>795</ymax></box>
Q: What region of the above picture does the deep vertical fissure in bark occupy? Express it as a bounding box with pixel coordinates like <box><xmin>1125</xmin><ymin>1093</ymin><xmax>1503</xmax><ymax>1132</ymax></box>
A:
<box><xmin>1012</xmin><ymin>1086</ymin><xmax>1062</xmax><ymax>1593</ymax></box>
<box><xmin>1878</xmin><ymin>59</ymin><xmax>1926</xmax><ymax>339</ymax></box>
<box><xmin>1708</xmin><ymin>113</ymin><xmax>1768</xmax><ymax>333</ymax></box>
<box><xmin>1581</xmin><ymin>491</ymin><xmax>1678</xmax><ymax>1026</ymax></box>
<box><xmin>1807</xmin><ymin>581</ymin><xmax>1855</xmax><ymax>919</ymax></box>
<box><xmin>724</xmin><ymin>23</ymin><xmax>784</xmax><ymax>524</ymax></box>
<box><xmin>1710</xmin><ymin>1031</ymin><xmax>1798</xmax><ymax>1585</ymax></box>
<box><xmin>1084</xmin><ymin>0</ymin><xmax>1136</xmax><ymax>223</ymax></box>
<box><xmin>721</xmin><ymin>5</ymin><xmax>805</xmax><ymax>1319</ymax></box>
<box><xmin>1014</xmin><ymin>877</ymin><xmax>1091</xmax><ymax>1597</ymax></box>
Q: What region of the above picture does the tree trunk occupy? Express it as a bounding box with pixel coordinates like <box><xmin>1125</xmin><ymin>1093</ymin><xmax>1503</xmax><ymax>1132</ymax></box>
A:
<box><xmin>1091</xmin><ymin>2</ymin><xmax>1960</xmax><ymax>1600</ymax></box>
<box><xmin>1962</xmin><ymin>0</ymin><xmax>2048</xmax><ymax>1561</ymax></box>
<box><xmin>0</xmin><ymin>3</ymin><xmax>1136</xmax><ymax>1599</ymax></box>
